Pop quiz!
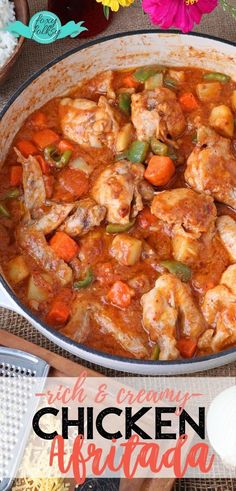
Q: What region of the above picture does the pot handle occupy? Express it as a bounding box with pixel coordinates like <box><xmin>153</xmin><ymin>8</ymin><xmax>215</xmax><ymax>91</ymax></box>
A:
<box><xmin>0</xmin><ymin>282</ymin><xmax>19</xmax><ymax>312</ymax></box>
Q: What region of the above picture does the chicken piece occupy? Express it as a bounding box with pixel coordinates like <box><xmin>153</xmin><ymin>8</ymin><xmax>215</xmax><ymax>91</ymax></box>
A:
<box><xmin>16</xmin><ymin>225</ymin><xmax>72</xmax><ymax>286</ymax></box>
<box><xmin>59</xmin><ymin>95</ymin><xmax>122</xmax><ymax>149</ymax></box>
<box><xmin>131</xmin><ymin>87</ymin><xmax>186</xmax><ymax>142</ymax></box>
<box><xmin>185</xmin><ymin>126</ymin><xmax>236</xmax><ymax>209</ymax></box>
<box><xmin>141</xmin><ymin>275</ymin><xmax>179</xmax><ymax>360</ymax></box>
<box><xmin>141</xmin><ymin>274</ymin><xmax>206</xmax><ymax>360</ymax></box>
<box><xmin>63</xmin><ymin>296</ymin><xmax>148</xmax><ymax>358</ymax></box>
<box><xmin>69</xmin><ymin>257</ymin><xmax>81</xmax><ymax>281</ymax></box>
<box><xmin>151</xmin><ymin>188</ymin><xmax>216</xmax><ymax>236</ymax></box>
<box><xmin>34</xmin><ymin>203</ymin><xmax>75</xmax><ymax>235</ymax></box>
<box><xmin>200</xmin><ymin>266</ymin><xmax>236</xmax><ymax>352</ymax></box>
<box><xmin>92</xmin><ymin>160</ymin><xmax>144</xmax><ymax>224</ymax></box>
<box><xmin>221</xmin><ymin>264</ymin><xmax>236</xmax><ymax>296</ymax></box>
<box><xmin>176</xmin><ymin>279</ymin><xmax>206</xmax><ymax>339</ymax></box>
<box><xmin>62</xmin><ymin>298</ymin><xmax>92</xmax><ymax>344</ymax></box>
<box><xmin>217</xmin><ymin>215</ymin><xmax>236</xmax><ymax>263</ymax></box>
<box><xmin>79</xmin><ymin>230</ymin><xmax>104</xmax><ymax>265</ymax></box>
<box><xmin>191</xmin><ymin>232</ymin><xmax>230</xmax><ymax>296</ymax></box>
<box><xmin>59</xmin><ymin>198</ymin><xmax>106</xmax><ymax>237</ymax></box>
<box><xmin>92</xmin><ymin>304</ymin><xmax>148</xmax><ymax>359</ymax></box>
<box><xmin>15</xmin><ymin>148</ymin><xmax>46</xmax><ymax>212</ymax></box>
<box><xmin>89</xmin><ymin>70</ymin><xmax>116</xmax><ymax>100</ymax></box>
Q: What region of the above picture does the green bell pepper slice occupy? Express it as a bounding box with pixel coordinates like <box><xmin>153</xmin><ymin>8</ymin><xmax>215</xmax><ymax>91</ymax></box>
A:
<box><xmin>0</xmin><ymin>203</ymin><xmax>10</xmax><ymax>218</ymax></box>
<box><xmin>55</xmin><ymin>150</ymin><xmax>73</xmax><ymax>169</ymax></box>
<box><xmin>164</xmin><ymin>78</ymin><xmax>177</xmax><ymax>91</ymax></box>
<box><xmin>161</xmin><ymin>260</ymin><xmax>192</xmax><ymax>282</ymax></box>
<box><xmin>203</xmin><ymin>72</ymin><xmax>230</xmax><ymax>83</ymax></box>
<box><xmin>44</xmin><ymin>146</ymin><xmax>72</xmax><ymax>168</ymax></box>
<box><xmin>115</xmin><ymin>152</ymin><xmax>128</xmax><ymax>161</ymax></box>
<box><xmin>44</xmin><ymin>145</ymin><xmax>59</xmax><ymax>162</ymax></box>
<box><xmin>106</xmin><ymin>219</ymin><xmax>135</xmax><ymax>234</ymax></box>
<box><xmin>3</xmin><ymin>188</ymin><xmax>21</xmax><ymax>199</ymax></box>
<box><xmin>151</xmin><ymin>138</ymin><xmax>168</xmax><ymax>156</ymax></box>
<box><xmin>74</xmin><ymin>268</ymin><xmax>94</xmax><ymax>289</ymax></box>
<box><xmin>133</xmin><ymin>65</ymin><xmax>165</xmax><ymax>83</ymax></box>
<box><xmin>167</xmin><ymin>146</ymin><xmax>178</xmax><ymax>161</ymax></box>
<box><xmin>126</xmin><ymin>140</ymin><xmax>149</xmax><ymax>163</ymax></box>
<box><xmin>118</xmin><ymin>93</ymin><xmax>131</xmax><ymax>116</ymax></box>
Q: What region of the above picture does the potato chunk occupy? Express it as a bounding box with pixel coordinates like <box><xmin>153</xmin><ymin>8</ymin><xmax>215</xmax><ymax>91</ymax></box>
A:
<box><xmin>116</xmin><ymin>123</ymin><xmax>133</xmax><ymax>152</ymax></box>
<box><xmin>6</xmin><ymin>255</ymin><xmax>30</xmax><ymax>284</ymax></box>
<box><xmin>172</xmin><ymin>227</ymin><xmax>200</xmax><ymax>265</ymax></box>
<box><xmin>168</xmin><ymin>70</ymin><xmax>185</xmax><ymax>84</ymax></box>
<box><xmin>27</xmin><ymin>274</ymin><xmax>52</xmax><ymax>305</ymax></box>
<box><xmin>209</xmin><ymin>104</ymin><xmax>234</xmax><ymax>138</ymax></box>
<box><xmin>231</xmin><ymin>90</ymin><xmax>236</xmax><ymax>112</ymax></box>
<box><xmin>110</xmin><ymin>234</ymin><xmax>142</xmax><ymax>266</ymax></box>
<box><xmin>196</xmin><ymin>83</ymin><xmax>221</xmax><ymax>102</ymax></box>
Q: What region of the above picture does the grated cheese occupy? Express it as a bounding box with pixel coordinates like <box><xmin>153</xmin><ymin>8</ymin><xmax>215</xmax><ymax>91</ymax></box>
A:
<box><xmin>12</xmin><ymin>411</ymin><xmax>71</xmax><ymax>491</ymax></box>
<box><xmin>12</xmin><ymin>478</ymin><xmax>70</xmax><ymax>491</ymax></box>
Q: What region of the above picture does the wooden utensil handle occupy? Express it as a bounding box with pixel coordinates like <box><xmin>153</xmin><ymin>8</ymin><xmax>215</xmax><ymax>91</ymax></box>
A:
<box><xmin>0</xmin><ymin>328</ymin><xmax>100</xmax><ymax>377</ymax></box>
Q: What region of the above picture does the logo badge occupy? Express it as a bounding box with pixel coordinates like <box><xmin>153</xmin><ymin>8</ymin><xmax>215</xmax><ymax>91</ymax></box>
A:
<box><xmin>3</xmin><ymin>11</ymin><xmax>87</xmax><ymax>44</ymax></box>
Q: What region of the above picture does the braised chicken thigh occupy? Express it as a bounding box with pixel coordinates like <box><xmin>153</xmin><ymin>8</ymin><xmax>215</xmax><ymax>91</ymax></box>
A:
<box><xmin>141</xmin><ymin>274</ymin><xmax>206</xmax><ymax>360</ymax></box>
<box><xmin>131</xmin><ymin>87</ymin><xmax>186</xmax><ymax>142</ymax></box>
<box><xmin>199</xmin><ymin>265</ymin><xmax>236</xmax><ymax>352</ymax></box>
<box><xmin>185</xmin><ymin>126</ymin><xmax>236</xmax><ymax>209</ymax></box>
<box><xmin>59</xmin><ymin>96</ymin><xmax>123</xmax><ymax>150</ymax></box>
<box><xmin>92</xmin><ymin>160</ymin><xmax>145</xmax><ymax>224</ymax></box>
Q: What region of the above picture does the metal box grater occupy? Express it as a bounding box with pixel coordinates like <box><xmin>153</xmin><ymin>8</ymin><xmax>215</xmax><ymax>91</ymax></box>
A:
<box><xmin>0</xmin><ymin>347</ymin><xmax>50</xmax><ymax>491</ymax></box>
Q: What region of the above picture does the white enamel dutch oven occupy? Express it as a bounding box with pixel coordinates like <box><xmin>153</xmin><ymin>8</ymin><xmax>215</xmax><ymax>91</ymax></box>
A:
<box><xmin>0</xmin><ymin>31</ymin><xmax>236</xmax><ymax>375</ymax></box>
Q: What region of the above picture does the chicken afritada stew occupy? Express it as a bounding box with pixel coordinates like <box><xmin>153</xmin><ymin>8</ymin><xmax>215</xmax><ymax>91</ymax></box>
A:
<box><xmin>1</xmin><ymin>65</ymin><xmax>236</xmax><ymax>361</ymax></box>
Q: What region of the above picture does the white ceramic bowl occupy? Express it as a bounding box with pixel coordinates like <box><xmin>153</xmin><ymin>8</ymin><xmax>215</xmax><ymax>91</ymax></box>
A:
<box><xmin>0</xmin><ymin>31</ymin><xmax>236</xmax><ymax>375</ymax></box>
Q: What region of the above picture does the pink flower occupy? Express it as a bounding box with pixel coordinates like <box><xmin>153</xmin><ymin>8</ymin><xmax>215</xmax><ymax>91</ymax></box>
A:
<box><xmin>142</xmin><ymin>0</ymin><xmax>218</xmax><ymax>33</ymax></box>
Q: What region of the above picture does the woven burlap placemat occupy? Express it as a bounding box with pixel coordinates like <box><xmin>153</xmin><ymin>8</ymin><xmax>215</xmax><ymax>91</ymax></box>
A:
<box><xmin>0</xmin><ymin>1</ymin><xmax>236</xmax><ymax>489</ymax></box>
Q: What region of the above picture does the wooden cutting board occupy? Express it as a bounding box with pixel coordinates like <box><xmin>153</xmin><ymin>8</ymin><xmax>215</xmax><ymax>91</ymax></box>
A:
<box><xmin>0</xmin><ymin>328</ymin><xmax>175</xmax><ymax>491</ymax></box>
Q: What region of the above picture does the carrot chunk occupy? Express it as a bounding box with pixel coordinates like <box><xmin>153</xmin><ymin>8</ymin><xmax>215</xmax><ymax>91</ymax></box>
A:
<box><xmin>53</xmin><ymin>168</ymin><xmax>89</xmax><ymax>202</ymax></box>
<box><xmin>16</xmin><ymin>140</ymin><xmax>37</xmax><ymax>157</ymax></box>
<box><xmin>10</xmin><ymin>166</ymin><xmax>23</xmax><ymax>186</ymax></box>
<box><xmin>49</xmin><ymin>231</ymin><xmax>79</xmax><ymax>262</ymax></box>
<box><xmin>36</xmin><ymin>155</ymin><xmax>50</xmax><ymax>175</ymax></box>
<box><xmin>58</xmin><ymin>139</ymin><xmax>75</xmax><ymax>153</ymax></box>
<box><xmin>177</xmin><ymin>338</ymin><xmax>197</xmax><ymax>358</ymax></box>
<box><xmin>32</xmin><ymin>129</ymin><xmax>60</xmax><ymax>149</ymax></box>
<box><xmin>179</xmin><ymin>92</ymin><xmax>199</xmax><ymax>112</ymax></box>
<box><xmin>144</xmin><ymin>156</ymin><xmax>175</xmax><ymax>186</ymax></box>
<box><xmin>122</xmin><ymin>73</ymin><xmax>140</xmax><ymax>89</ymax></box>
<box><xmin>47</xmin><ymin>289</ymin><xmax>72</xmax><ymax>325</ymax></box>
<box><xmin>30</xmin><ymin>111</ymin><xmax>47</xmax><ymax>128</ymax></box>
<box><xmin>107</xmin><ymin>280</ymin><xmax>135</xmax><ymax>308</ymax></box>
<box><xmin>138</xmin><ymin>207</ymin><xmax>157</xmax><ymax>229</ymax></box>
